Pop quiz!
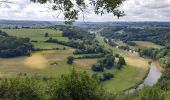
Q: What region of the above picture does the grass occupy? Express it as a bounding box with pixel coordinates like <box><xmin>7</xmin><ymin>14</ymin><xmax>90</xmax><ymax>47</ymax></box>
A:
<box><xmin>2</xmin><ymin>29</ymin><xmax>69</xmax><ymax>42</ymax></box>
<box><xmin>0</xmin><ymin>50</ymin><xmax>98</xmax><ymax>78</ymax></box>
<box><xmin>103</xmin><ymin>66</ymin><xmax>147</xmax><ymax>92</ymax></box>
<box><xmin>134</xmin><ymin>41</ymin><xmax>163</xmax><ymax>49</ymax></box>
<box><xmin>33</xmin><ymin>42</ymin><xmax>69</xmax><ymax>49</ymax></box>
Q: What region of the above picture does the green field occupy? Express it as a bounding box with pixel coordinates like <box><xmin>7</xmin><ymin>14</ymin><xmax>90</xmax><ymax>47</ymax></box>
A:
<box><xmin>134</xmin><ymin>41</ymin><xmax>162</xmax><ymax>49</ymax></box>
<box><xmin>2</xmin><ymin>29</ymin><xmax>69</xmax><ymax>42</ymax></box>
<box><xmin>0</xmin><ymin>29</ymin><xmax>150</xmax><ymax>92</ymax></box>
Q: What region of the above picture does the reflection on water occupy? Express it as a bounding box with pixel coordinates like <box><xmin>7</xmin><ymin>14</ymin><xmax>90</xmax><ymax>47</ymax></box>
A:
<box><xmin>143</xmin><ymin>63</ymin><xmax>162</xmax><ymax>86</ymax></box>
<box><xmin>127</xmin><ymin>62</ymin><xmax>162</xmax><ymax>93</ymax></box>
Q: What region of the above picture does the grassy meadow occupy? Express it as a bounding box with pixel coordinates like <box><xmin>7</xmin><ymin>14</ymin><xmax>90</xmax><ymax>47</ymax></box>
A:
<box><xmin>134</xmin><ymin>41</ymin><xmax>162</xmax><ymax>49</ymax></box>
<box><xmin>0</xmin><ymin>29</ymin><xmax>151</xmax><ymax>92</ymax></box>
<box><xmin>2</xmin><ymin>29</ymin><xmax>69</xmax><ymax>42</ymax></box>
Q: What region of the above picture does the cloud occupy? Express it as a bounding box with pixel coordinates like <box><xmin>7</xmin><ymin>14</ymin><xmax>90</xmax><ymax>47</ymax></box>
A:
<box><xmin>0</xmin><ymin>0</ymin><xmax>170</xmax><ymax>21</ymax></box>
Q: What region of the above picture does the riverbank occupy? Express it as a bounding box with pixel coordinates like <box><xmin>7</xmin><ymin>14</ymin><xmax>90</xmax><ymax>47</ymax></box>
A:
<box><xmin>126</xmin><ymin>61</ymin><xmax>162</xmax><ymax>93</ymax></box>
<box><xmin>94</xmin><ymin>31</ymin><xmax>150</xmax><ymax>92</ymax></box>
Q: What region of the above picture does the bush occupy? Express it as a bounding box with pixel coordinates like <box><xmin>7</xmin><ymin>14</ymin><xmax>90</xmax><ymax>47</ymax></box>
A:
<box><xmin>100</xmin><ymin>73</ymin><xmax>114</xmax><ymax>81</ymax></box>
<box><xmin>118</xmin><ymin>56</ymin><xmax>126</xmax><ymax>67</ymax></box>
<box><xmin>0</xmin><ymin>78</ymin><xmax>42</xmax><ymax>100</ymax></box>
<box><xmin>45</xmin><ymin>32</ymin><xmax>49</xmax><ymax>37</ymax></box>
<box><xmin>156</xmin><ymin>69</ymin><xmax>170</xmax><ymax>91</ymax></box>
<box><xmin>92</xmin><ymin>64</ymin><xmax>104</xmax><ymax>72</ymax></box>
<box><xmin>67</xmin><ymin>56</ymin><xmax>74</xmax><ymax>64</ymax></box>
<box><xmin>138</xmin><ymin>87</ymin><xmax>165</xmax><ymax>100</ymax></box>
<box><xmin>48</xmin><ymin>70</ymin><xmax>105</xmax><ymax>100</ymax></box>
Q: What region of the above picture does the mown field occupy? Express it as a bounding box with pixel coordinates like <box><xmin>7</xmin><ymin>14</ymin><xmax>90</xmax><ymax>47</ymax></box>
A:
<box><xmin>0</xmin><ymin>29</ymin><xmax>150</xmax><ymax>92</ymax></box>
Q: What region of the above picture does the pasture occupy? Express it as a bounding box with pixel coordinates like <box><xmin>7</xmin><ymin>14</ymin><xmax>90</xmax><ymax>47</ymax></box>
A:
<box><xmin>2</xmin><ymin>29</ymin><xmax>69</xmax><ymax>42</ymax></box>
<box><xmin>134</xmin><ymin>41</ymin><xmax>162</xmax><ymax>49</ymax></box>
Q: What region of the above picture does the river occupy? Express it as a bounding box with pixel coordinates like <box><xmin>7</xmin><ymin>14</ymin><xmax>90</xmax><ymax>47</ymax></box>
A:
<box><xmin>127</xmin><ymin>62</ymin><xmax>162</xmax><ymax>93</ymax></box>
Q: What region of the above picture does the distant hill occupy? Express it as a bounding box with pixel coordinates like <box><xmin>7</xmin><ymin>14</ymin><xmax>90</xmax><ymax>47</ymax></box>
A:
<box><xmin>0</xmin><ymin>20</ymin><xmax>64</xmax><ymax>28</ymax></box>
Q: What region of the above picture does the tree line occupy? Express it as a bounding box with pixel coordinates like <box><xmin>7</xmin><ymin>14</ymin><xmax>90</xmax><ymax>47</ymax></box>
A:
<box><xmin>0</xmin><ymin>30</ymin><xmax>33</xmax><ymax>58</ymax></box>
<box><xmin>100</xmin><ymin>27</ymin><xmax>170</xmax><ymax>45</ymax></box>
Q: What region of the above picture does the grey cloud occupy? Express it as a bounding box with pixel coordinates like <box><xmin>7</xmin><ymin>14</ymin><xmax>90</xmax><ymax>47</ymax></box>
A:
<box><xmin>0</xmin><ymin>0</ymin><xmax>170</xmax><ymax>21</ymax></box>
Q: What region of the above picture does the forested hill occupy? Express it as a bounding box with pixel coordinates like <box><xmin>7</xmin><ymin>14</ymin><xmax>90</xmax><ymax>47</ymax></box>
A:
<box><xmin>0</xmin><ymin>30</ymin><xmax>33</xmax><ymax>58</ymax></box>
<box><xmin>100</xmin><ymin>27</ymin><xmax>170</xmax><ymax>46</ymax></box>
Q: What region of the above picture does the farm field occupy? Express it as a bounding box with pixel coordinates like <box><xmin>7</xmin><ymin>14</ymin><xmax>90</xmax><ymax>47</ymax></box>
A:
<box><xmin>134</xmin><ymin>41</ymin><xmax>163</xmax><ymax>49</ymax></box>
<box><xmin>0</xmin><ymin>49</ymin><xmax>98</xmax><ymax>77</ymax></box>
<box><xmin>0</xmin><ymin>29</ymin><xmax>97</xmax><ymax>77</ymax></box>
<box><xmin>2</xmin><ymin>29</ymin><xmax>69</xmax><ymax>42</ymax></box>
<box><xmin>0</xmin><ymin>28</ymin><xmax>150</xmax><ymax>92</ymax></box>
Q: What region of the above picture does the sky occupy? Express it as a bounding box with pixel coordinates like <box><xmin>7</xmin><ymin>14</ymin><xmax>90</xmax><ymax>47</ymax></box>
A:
<box><xmin>0</xmin><ymin>0</ymin><xmax>170</xmax><ymax>22</ymax></box>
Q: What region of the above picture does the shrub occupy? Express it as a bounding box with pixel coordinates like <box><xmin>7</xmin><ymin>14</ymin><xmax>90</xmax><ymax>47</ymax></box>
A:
<box><xmin>138</xmin><ymin>87</ymin><xmax>165</xmax><ymax>100</ymax></box>
<box><xmin>100</xmin><ymin>73</ymin><xmax>114</xmax><ymax>81</ymax></box>
<box><xmin>45</xmin><ymin>32</ymin><xmax>49</xmax><ymax>37</ymax></box>
<box><xmin>0</xmin><ymin>78</ymin><xmax>43</xmax><ymax>100</ymax></box>
<box><xmin>48</xmin><ymin>70</ymin><xmax>105</xmax><ymax>100</ymax></box>
<box><xmin>92</xmin><ymin>64</ymin><xmax>104</xmax><ymax>72</ymax></box>
<box><xmin>118</xmin><ymin>56</ymin><xmax>126</xmax><ymax>67</ymax></box>
<box><xmin>67</xmin><ymin>56</ymin><xmax>74</xmax><ymax>64</ymax></box>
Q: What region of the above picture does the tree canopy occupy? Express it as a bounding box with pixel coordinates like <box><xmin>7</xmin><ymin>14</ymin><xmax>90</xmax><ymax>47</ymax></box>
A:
<box><xmin>31</xmin><ymin>0</ymin><xmax>125</xmax><ymax>24</ymax></box>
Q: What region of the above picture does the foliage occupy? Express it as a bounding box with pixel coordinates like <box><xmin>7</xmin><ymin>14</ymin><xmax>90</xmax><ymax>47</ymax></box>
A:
<box><xmin>74</xmin><ymin>53</ymin><xmax>105</xmax><ymax>59</ymax></box>
<box><xmin>99</xmin><ymin>54</ymin><xmax>115</xmax><ymax>69</ymax></box>
<box><xmin>138</xmin><ymin>87</ymin><xmax>165</xmax><ymax>100</ymax></box>
<box><xmin>92</xmin><ymin>54</ymin><xmax>115</xmax><ymax>72</ymax></box>
<box><xmin>48</xmin><ymin>70</ymin><xmax>105</xmax><ymax>100</ymax></box>
<box><xmin>156</xmin><ymin>69</ymin><xmax>170</xmax><ymax>91</ymax></box>
<box><xmin>0</xmin><ymin>30</ymin><xmax>8</xmax><ymax>36</ymax></box>
<box><xmin>138</xmin><ymin>48</ymin><xmax>159</xmax><ymax>59</ymax></box>
<box><xmin>100</xmin><ymin>27</ymin><xmax>170</xmax><ymax>46</ymax></box>
<box><xmin>0</xmin><ymin>71</ymin><xmax>167</xmax><ymax>100</ymax></box>
<box><xmin>100</xmin><ymin>73</ymin><xmax>114</xmax><ymax>81</ymax></box>
<box><xmin>92</xmin><ymin>63</ymin><xmax>104</xmax><ymax>72</ymax></box>
<box><xmin>0</xmin><ymin>31</ymin><xmax>33</xmax><ymax>58</ymax></box>
<box><xmin>45</xmin><ymin>32</ymin><xmax>49</xmax><ymax>37</ymax></box>
<box><xmin>0</xmin><ymin>77</ymin><xmax>43</xmax><ymax>100</ymax></box>
<box><xmin>117</xmin><ymin>56</ymin><xmax>126</xmax><ymax>67</ymax></box>
<box><xmin>157</xmin><ymin>45</ymin><xmax>170</xmax><ymax>68</ymax></box>
<box><xmin>138</xmin><ymin>45</ymin><xmax>170</xmax><ymax>68</ymax></box>
<box><xmin>62</xmin><ymin>26</ymin><xmax>95</xmax><ymax>40</ymax></box>
<box><xmin>31</xmin><ymin>0</ymin><xmax>124</xmax><ymax>24</ymax></box>
<box><xmin>46</xmin><ymin>38</ymin><xmax>108</xmax><ymax>55</ymax></box>
<box><xmin>67</xmin><ymin>56</ymin><xmax>74</xmax><ymax>64</ymax></box>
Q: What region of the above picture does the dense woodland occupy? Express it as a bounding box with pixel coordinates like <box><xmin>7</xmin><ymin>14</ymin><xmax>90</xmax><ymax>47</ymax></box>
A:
<box><xmin>100</xmin><ymin>27</ymin><xmax>170</xmax><ymax>45</ymax></box>
<box><xmin>138</xmin><ymin>45</ymin><xmax>170</xmax><ymax>68</ymax></box>
<box><xmin>0</xmin><ymin>30</ymin><xmax>33</xmax><ymax>58</ymax></box>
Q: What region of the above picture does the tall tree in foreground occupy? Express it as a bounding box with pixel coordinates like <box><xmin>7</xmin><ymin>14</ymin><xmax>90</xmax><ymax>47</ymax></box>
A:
<box><xmin>31</xmin><ymin>0</ymin><xmax>125</xmax><ymax>24</ymax></box>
